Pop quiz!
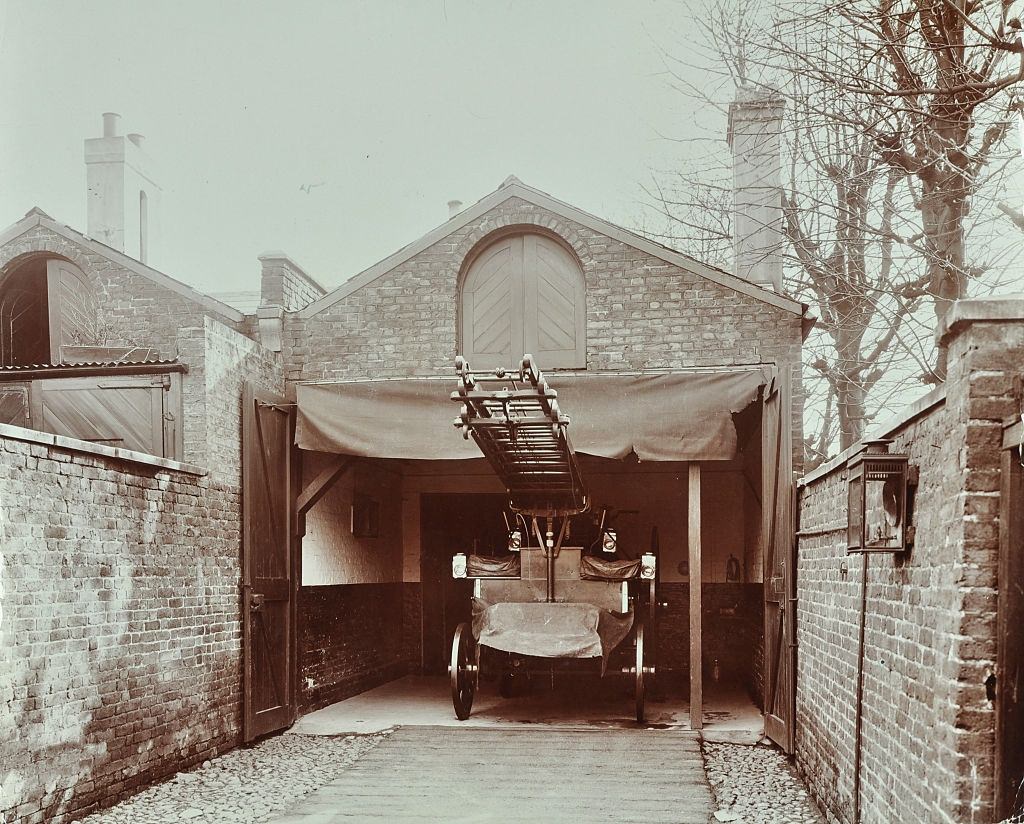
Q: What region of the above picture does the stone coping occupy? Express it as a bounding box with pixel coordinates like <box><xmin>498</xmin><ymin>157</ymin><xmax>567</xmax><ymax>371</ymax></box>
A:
<box><xmin>257</xmin><ymin>249</ymin><xmax>327</xmax><ymax>294</ymax></box>
<box><xmin>798</xmin><ymin>384</ymin><xmax>946</xmax><ymax>487</ymax></box>
<box><xmin>937</xmin><ymin>294</ymin><xmax>1024</xmax><ymax>345</ymax></box>
<box><xmin>0</xmin><ymin>422</ymin><xmax>207</xmax><ymax>476</ymax></box>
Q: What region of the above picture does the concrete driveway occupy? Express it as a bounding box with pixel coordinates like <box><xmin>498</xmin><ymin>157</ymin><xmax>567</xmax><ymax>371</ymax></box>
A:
<box><xmin>292</xmin><ymin>675</ymin><xmax>763</xmax><ymax>744</ymax></box>
<box><xmin>266</xmin><ymin>725</ymin><xmax>713</xmax><ymax>823</ymax></box>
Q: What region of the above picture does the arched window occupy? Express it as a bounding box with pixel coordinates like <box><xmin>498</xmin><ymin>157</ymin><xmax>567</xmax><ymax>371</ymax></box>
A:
<box><xmin>460</xmin><ymin>232</ymin><xmax>586</xmax><ymax>369</ymax></box>
<box><xmin>0</xmin><ymin>257</ymin><xmax>97</xmax><ymax>366</ymax></box>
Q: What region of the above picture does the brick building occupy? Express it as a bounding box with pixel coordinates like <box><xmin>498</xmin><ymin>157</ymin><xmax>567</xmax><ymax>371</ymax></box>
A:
<box><xmin>1</xmin><ymin>99</ymin><xmax>812</xmax><ymax>824</ymax></box>
<box><xmin>794</xmin><ymin>298</ymin><xmax>1024</xmax><ymax>824</ymax></box>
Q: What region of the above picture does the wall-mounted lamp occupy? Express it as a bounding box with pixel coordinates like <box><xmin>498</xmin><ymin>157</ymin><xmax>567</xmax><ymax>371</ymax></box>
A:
<box><xmin>847</xmin><ymin>439</ymin><xmax>910</xmax><ymax>553</ymax></box>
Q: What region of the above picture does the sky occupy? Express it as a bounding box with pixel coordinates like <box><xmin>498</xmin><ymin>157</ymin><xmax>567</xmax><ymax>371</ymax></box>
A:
<box><xmin>0</xmin><ymin>0</ymin><xmax>723</xmax><ymax>295</ymax></box>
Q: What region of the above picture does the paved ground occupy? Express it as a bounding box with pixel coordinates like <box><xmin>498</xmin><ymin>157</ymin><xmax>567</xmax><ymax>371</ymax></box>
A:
<box><xmin>293</xmin><ymin>675</ymin><xmax>763</xmax><ymax>744</ymax></box>
<box><xmin>266</xmin><ymin>726</ymin><xmax>713</xmax><ymax>824</ymax></box>
<box><xmin>74</xmin><ymin>678</ymin><xmax>827</xmax><ymax>824</ymax></box>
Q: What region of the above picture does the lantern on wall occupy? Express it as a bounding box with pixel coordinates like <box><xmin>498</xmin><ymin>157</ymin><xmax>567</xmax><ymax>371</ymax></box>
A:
<box><xmin>846</xmin><ymin>439</ymin><xmax>909</xmax><ymax>553</ymax></box>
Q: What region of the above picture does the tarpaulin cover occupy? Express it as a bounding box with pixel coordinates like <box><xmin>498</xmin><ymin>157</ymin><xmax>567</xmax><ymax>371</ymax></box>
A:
<box><xmin>295</xmin><ymin>367</ymin><xmax>770</xmax><ymax>462</ymax></box>
<box><xmin>471</xmin><ymin>600</ymin><xmax>633</xmax><ymax>670</ymax></box>
<box><xmin>580</xmin><ymin>556</ymin><xmax>642</xmax><ymax>582</ymax></box>
<box><xmin>466</xmin><ymin>554</ymin><xmax>521</xmax><ymax>577</ymax></box>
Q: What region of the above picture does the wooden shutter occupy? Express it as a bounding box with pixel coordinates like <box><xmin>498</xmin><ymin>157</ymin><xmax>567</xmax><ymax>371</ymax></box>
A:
<box><xmin>762</xmin><ymin>370</ymin><xmax>796</xmax><ymax>753</ymax></box>
<box><xmin>0</xmin><ymin>384</ymin><xmax>29</xmax><ymax>426</ymax></box>
<box><xmin>461</xmin><ymin>233</ymin><xmax>585</xmax><ymax>370</ymax></box>
<box><xmin>523</xmin><ymin>234</ymin><xmax>586</xmax><ymax>368</ymax></box>
<box><xmin>34</xmin><ymin>374</ymin><xmax>177</xmax><ymax>458</ymax></box>
<box><xmin>462</xmin><ymin>238</ymin><xmax>523</xmax><ymax>367</ymax></box>
<box><xmin>46</xmin><ymin>259</ymin><xmax>98</xmax><ymax>361</ymax></box>
<box><xmin>242</xmin><ymin>384</ymin><xmax>297</xmax><ymax>742</ymax></box>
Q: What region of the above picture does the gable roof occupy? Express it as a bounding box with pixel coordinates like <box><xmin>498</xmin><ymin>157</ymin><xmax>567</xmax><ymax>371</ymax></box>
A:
<box><xmin>299</xmin><ymin>176</ymin><xmax>805</xmax><ymax>319</ymax></box>
<box><xmin>0</xmin><ymin>209</ymin><xmax>245</xmax><ymax>323</ymax></box>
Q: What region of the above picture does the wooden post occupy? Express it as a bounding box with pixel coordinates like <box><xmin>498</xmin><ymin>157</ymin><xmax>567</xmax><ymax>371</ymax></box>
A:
<box><xmin>688</xmin><ymin>462</ymin><xmax>702</xmax><ymax>731</ymax></box>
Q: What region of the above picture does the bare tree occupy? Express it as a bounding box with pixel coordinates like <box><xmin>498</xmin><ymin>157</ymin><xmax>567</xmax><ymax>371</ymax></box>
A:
<box><xmin>776</xmin><ymin>0</ymin><xmax>1024</xmax><ymax>378</ymax></box>
<box><xmin>646</xmin><ymin>0</ymin><xmax>1022</xmax><ymax>462</ymax></box>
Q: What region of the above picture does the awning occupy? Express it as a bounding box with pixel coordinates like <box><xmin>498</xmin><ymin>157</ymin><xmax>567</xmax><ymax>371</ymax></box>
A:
<box><xmin>295</xmin><ymin>367</ymin><xmax>772</xmax><ymax>462</ymax></box>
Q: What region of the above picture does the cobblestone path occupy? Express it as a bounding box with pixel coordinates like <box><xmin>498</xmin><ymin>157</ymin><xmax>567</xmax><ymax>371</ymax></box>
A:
<box><xmin>72</xmin><ymin>731</ymin><xmax>389</xmax><ymax>824</ymax></box>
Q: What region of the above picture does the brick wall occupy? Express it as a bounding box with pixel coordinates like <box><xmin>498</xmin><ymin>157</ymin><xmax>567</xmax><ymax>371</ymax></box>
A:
<box><xmin>258</xmin><ymin>253</ymin><xmax>325</xmax><ymax>312</ymax></box>
<box><xmin>297</xmin><ymin>584</ymin><xmax>409</xmax><ymax>712</ymax></box>
<box><xmin>0</xmin><ymin>225</ymin><xmax>246</xmax><ymax>360</ymax></box>
<box><xmin>794</xmin><ymin>298</ymin><xmax>1024</xmax><ymax>824</ymax></box>
<box><xmin>0</xmin><ymin>316</ymin><xmax>282</xmax><ymax>823</ymax></box>
<box><xmin>177</xmin><ymin>318</ymin><xmax>284</xmax><ymax>482</ymax></box>
<box><xmin>657</xmin><ymin>583</ymin><xmax>763</xmax><ymax>704</ymax></box>
<box><xmin>281</xmin><ymin>196</ymin><xmax>804</xmax><ymax>469</ymax></box>
<box><xmin>0</xmin><ymin>430</ymin><xmax>239</xmax><ymax>824</ymax></box>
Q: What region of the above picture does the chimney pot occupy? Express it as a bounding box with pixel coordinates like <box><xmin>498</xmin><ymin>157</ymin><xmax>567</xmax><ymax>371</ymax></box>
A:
<box><xmin>127</xmin><ymin>133</ymin><xmax>145</xmax><ymax>148</ymax></box>
<box><xmin>447</xmin><ymin>199</ymin><xmax>463</xmax><ymax>219</ymax></box>
<box><xmin>102</xmin><ymin>112</ymin><xmax>121</xmax><ymax>138</ymax></box>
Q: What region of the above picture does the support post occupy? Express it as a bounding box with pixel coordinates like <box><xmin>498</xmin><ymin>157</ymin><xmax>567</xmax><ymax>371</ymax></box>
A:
<box><xmin>689</xmin><ymin>462</ymin><xmax>702</xmax><ymax>730</ymax></box>
<box><xmin>294</xmin><ymin>456</ymin><xmax>355</xmax><ymax>536</ymax></box>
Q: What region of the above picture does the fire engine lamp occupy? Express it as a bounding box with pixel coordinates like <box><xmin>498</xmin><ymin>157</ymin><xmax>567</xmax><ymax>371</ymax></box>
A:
<box><xmin>452</xmin><ymin>552</ymin><xmax>468</xmax><ymax>579</ymax></box>
<box><xmin>846</xmin><ymin>439</ymin><xmax>909</xmax><ymax>553</ymax></box>
<box><xmin>507</xmin><ymin>529</ymin><xmax>522</xmax><ymax>552</ymax></box>
<box><xmin>640</xmin><ymin>552</ymin><xmax>657</xmax><ymax>580</ymax></box>
<box><xmin>601</xmin><ymin>528</ymin><xmax>617</xmax><ymax>554</ymax></box>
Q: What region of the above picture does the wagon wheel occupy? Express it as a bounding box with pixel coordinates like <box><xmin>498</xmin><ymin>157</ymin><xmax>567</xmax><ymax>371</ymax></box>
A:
<box><xmin>450</xmin><ymin>622</ymin><xmax>478</xmax><ymax>720</ymax></box>
<box><xmin>635</xmin><ymin>621</ymin><xmax>647</xmax><ymax>723</ymax></box>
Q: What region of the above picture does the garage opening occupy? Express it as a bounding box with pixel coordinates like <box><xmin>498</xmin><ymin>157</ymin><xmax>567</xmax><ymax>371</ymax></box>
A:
<box><xmin>291</xmin><ymin>365</ymin><xmax>790</xmax><ymax>739</ymax></box>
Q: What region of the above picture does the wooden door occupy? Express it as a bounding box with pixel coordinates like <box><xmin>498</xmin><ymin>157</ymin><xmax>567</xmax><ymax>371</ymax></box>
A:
<box><xmin>461</xmin><ymin>234</ymin><xmax>585</xmax><ymax>369</ymax></box>
<box><xmin>996</xmin><ymin>436</ymin><xmax>1024</xmax><ymax>818</ymax></box>
<box><xmin>762</xmin><ymin>371</ymin><xmax>796</xmax><ymax>753</ymax></box>
<box><xmin>242</xmin><ymin>384</ymin><xmax>296</xmax><ymax>742</ymax></box>
<box><xmin>420</xmin><ymin>494</ymin><xmax>506</xmax><ymax>674</ymax></box>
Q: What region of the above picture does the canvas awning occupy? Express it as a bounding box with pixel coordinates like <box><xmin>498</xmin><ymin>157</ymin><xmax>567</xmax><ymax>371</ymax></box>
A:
<box><xmin>295</xmin><ymin>367</ymin><xmax>772</xmax><ymax>462</ymax></box>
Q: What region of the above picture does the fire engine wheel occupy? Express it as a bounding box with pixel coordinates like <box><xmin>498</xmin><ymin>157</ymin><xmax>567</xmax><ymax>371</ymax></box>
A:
<box><xmin>450</xmin><ymin>622</ymin><xmax>477</xmax><ymax>721</ymax></box>
<box><xmin>635</xmin><ymin>622</ymin><xmax>647</xmax><ymax>723</ymax></box>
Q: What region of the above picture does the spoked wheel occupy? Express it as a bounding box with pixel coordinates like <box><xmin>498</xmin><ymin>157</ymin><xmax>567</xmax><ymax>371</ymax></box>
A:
<box><xmin>635</xmin><ymin>621</ymin><xmax>647</xmax><ymax>723</ymax></box>
<box><xmin>449</xmin><ymin>622</ymin><xmax>478</xmax><ymax>720</ymax></box>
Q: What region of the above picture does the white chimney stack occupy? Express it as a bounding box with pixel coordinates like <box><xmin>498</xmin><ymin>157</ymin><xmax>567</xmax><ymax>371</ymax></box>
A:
<box><xmin>85</xmin><ymin>114</ymin><xmax>161</xmax><ymax>266</ymax></box>
<box><xmin>728</xmin><ymin>85</ymin><xmax>785</xmax><ymax>292</ymax></box>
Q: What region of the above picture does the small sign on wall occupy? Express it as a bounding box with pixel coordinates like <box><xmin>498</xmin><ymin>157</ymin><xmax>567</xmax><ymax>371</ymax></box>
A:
<box><xmin>351</xmin><ymin>493</ymin><xmax>380</xmax><ymax>538</ymax></box>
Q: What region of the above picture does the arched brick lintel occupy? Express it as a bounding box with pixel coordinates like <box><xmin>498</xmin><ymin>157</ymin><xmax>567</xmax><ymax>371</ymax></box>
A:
<box><xmin>453</xmin><ymin>212</ymin><xmax>593</xmax><ymax>291</ymax></box>
<box><xmin>0</xmin><ymin>232</ymin><xmax>100</xmax><ymax>293</ymax></box>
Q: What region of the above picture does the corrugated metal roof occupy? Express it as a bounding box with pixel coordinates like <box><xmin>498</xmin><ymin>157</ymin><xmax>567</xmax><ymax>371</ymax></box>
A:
<box><xmin>0</xmin><ymin>358</ymin><xmax>179</xmax><ymax>372</ymax></box>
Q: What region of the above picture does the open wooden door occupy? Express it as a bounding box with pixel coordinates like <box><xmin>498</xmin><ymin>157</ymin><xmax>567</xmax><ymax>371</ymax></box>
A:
<box><xmin>242</xmin><ymin>383</ymin><xmax>296</xmax><ymax>743</ymax></box>
<box><xmin>997</xmin><ymin>420</ymin><xmax>1024</xmax><ymax>818</ymax></box>
<box><xmin>762</xmin><ymin>370</ymin><xmax>796</xmax><ymax>753</ymax></box>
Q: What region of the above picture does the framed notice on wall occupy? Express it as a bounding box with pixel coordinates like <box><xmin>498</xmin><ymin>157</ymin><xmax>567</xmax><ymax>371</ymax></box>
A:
<box><xmin>351</xmin><ymin>493</ymin><xmax>380</xmax><ymax>538</ymax></box>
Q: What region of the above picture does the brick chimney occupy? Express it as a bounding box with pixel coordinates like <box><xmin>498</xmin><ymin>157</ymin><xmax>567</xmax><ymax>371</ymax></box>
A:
<box><xmin>256</xmin><ymin>251</ymin><xmax>327</xmax><ymax>351</ymax></box>
<box><xmin>727</xmin><ymin>86</ymin><xmax>785</xmax><ymax>292</ymax></box>
<box><xmin>84</xmin><ymin>113</ymin><xmax>161</xmax><ymax>265</ymax></box>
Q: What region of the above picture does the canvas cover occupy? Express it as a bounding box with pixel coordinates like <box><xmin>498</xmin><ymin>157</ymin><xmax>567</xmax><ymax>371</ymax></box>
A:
<box><xmin>295</xmin><ymin>367</ymin><xmax>770</xmax><ymax>462</ymax></box>
<box><xmin>471</xmin><ymin>600</ymin><xmax>633</xmax><ymax>670</ymax></box>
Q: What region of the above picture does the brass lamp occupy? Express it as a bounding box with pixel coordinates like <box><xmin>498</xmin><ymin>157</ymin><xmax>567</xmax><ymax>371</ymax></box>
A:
<box><xmin>847</xmin><ymin>439</ymin><xmax>909</xmax><ymax>553</ymax></box>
